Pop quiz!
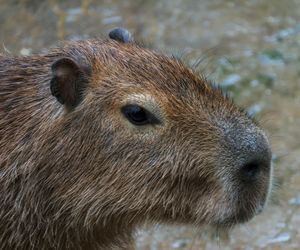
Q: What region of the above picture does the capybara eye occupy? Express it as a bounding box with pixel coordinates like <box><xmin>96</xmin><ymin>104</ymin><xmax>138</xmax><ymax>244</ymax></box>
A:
<box><xmin>121</xmin><ymin>104</ymin><xmax>159</xmax><ymax>125</ymax></box>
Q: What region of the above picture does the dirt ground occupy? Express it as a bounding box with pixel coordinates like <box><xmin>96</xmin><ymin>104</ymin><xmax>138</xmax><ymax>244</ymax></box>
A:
<box><xmin>0</xmin><ymin>0</ymin><xmax>299</xmax><ymax>249</ymax></box>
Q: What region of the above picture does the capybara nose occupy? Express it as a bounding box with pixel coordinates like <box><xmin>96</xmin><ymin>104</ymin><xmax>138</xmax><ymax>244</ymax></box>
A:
<box><xmin>237</xmin><ymin>133</ymin><xmax>271</xmax><ymax>182</ymax></box>
<box><xmin>223</xmin><ymin>126</ymin><xmax>272</xmax><ymax>182</ymax></box>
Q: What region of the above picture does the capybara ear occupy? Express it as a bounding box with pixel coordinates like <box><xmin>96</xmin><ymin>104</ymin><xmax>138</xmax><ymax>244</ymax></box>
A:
<box><xmin>50</xmin><ymin>58</ymin><xmax>88</xmax><ymax>109</ymax></box>
<box><xmin>108</xmin><ymin>27</ymin><xmax>134</xmax><ymax>43</ymax></box>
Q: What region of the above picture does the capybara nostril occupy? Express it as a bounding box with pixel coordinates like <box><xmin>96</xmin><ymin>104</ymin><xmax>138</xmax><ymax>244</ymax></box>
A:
<box><xmin>240</xmin><ymin>160</ymin><xmax>262</xmax><ymax>180</ymax></box>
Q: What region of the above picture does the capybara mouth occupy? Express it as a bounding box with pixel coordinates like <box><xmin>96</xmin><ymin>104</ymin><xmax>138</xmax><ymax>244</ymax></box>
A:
<box><xmin>213</xmin><ymin>197</ymin><xmax>268</xmax><ymax>228</ymax></box>
<box><xmin>212</xmin><ymin>211</ymin><xmax>255</xmax><ymax>229</ymax></box>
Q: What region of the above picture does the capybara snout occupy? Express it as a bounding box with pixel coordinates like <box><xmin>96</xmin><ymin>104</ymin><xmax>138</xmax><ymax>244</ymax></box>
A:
<box><xmin>211</xmin><ymin>119</ymin><xmax>272</xmax><ymax>225</ymax></box>
<box><xmin>0</xmin><ymin>28</ymin><xmax>272</xmax><ymax>249</ymax></box>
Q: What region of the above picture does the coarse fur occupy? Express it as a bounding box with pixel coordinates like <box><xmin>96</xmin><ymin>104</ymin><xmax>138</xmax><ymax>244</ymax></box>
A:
<box><xmin>0</xmin><ymin>37</ymin><xmax>272</xmax><ymax>249</ymax></box>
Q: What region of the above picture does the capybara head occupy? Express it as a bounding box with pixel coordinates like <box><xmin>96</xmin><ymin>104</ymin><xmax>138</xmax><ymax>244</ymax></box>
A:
<box><xmin>0</xmin><ymin>28</ymin><xmax>272</xmax><ymax>248</ymax></box>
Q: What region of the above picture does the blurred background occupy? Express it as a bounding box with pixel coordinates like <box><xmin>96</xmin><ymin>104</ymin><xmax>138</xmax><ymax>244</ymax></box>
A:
<box><xmin>1</xmin><ymin>0</ymin><xmax>299</xmax><ymax>249</ymax></box>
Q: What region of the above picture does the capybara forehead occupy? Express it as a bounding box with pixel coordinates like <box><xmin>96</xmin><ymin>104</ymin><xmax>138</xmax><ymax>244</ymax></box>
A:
<box><xmin>101</xmin><ymin>42</ymin><xmax>209</xmax><ymax>94</ymax></box>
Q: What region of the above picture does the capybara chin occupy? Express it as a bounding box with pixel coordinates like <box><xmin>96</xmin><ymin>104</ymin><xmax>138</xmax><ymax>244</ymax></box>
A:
<box><xmin>0</xmin><ymin>28</ymin><xmax>272</xmax><ymax>249</ymax></box>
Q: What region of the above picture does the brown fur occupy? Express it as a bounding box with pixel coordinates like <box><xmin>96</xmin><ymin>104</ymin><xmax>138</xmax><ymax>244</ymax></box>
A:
<box><xmin>0</xmin><ymin>38</ymin><xmax>272</xmax><ymax>249</ymax></box>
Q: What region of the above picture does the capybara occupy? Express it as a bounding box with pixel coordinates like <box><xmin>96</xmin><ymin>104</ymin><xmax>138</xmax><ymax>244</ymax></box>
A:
<box><xmin>0</xmin><ymin>28</ymin><xmax>272</xmax><ymax>249</ymax></box>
